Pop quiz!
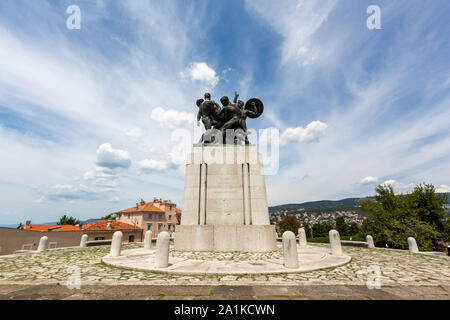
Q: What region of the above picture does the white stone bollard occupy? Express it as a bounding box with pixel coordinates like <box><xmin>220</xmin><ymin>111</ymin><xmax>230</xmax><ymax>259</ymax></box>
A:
<box><xmin>282</xmin><ymin>231</ymin><xmax>299</xmax><ymax>269</ymax></box>
<box><xmin>144</xmin><ymin>230</ymin><xmax>152</xmax><ymax>250</ymax></box>
<box><xmin>329</xmin><ymin>230</ymin><xmax>343</xmax><ymax>256</ymax></box>
<box><xmin>298</xmin><ymin>228</ymin><xmax>307</xmax><ymax>246</ymax></box>
<box><xmin>110</xmin><ymin>231</ymin><xmax>123</xmax><ymax>257</ymax></box>
<box><xmin>366</xmin><ymin>235</ymin><xmax>375</xmax><ymax>248</ymax></box>
<box><xmin>155</xmin><ymin>232</ymin><xmax>170</xmax><ymax>268</ymax></box>
<box><xmin>80</xmin><ymin>234</ymin><xmax>88</xmax><ymax>248</ymax></box>
<box><xmin>407</xmin><ymin>237</ymin><xmax>419</xmax><ymax>253</ymax></box>
<box><xmin>37</xmin><ymin>236</ymin><xmax>48</xmax><ymax>252</ymax></box>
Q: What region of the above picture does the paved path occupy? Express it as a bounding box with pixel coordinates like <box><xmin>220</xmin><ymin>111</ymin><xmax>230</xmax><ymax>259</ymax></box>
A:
<box><xmin>0</xmin><ymin>283</ymin><xmax>449</xmax><ymax>300</ymax></box>
<box><xmin>102</xmin><ymin>245</ymin><xmax>350</xmax><ymax>275</ymax></box>
<box><xmin>0</xmin><ymin>243</ymin><xmax>448</xmax><ymax>300</ymax></box>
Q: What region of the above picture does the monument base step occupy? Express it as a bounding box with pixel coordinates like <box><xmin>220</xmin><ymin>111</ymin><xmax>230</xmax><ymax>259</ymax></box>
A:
<box><xmin>174</xmin><ymin>225</ymin><xmax>277</xmax><ymax>252</ymax></box>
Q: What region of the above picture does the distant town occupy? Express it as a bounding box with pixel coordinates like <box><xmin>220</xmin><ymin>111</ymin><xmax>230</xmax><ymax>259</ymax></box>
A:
<box><xmin>270</xmin><ymin>209</ymin><xmax>364</xmax><ymax>227</ymax></box>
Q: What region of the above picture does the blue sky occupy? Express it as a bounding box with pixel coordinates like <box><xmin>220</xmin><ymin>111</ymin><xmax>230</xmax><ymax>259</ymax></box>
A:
<box><xmin>0</xmin><ymin>0</ymin><xmax>449</xmax><ymax>224</ymax></box>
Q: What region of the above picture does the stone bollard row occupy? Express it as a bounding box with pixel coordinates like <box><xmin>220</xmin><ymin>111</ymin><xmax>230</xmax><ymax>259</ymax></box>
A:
<box><xmin>298</xmin><ymin>227</ymin><xmax>307</xmax><ymax>246</ymax></box>
<box><xmin>408</xmin><ymin>237</ymin><xmax>419</xmax><ymax>253</ymax></box>
<box><xmin>155</xmin><ymin>232</ymin><xmax>170</xmax><ymax>268</ymax></box>
<box><xmin>37</xmin><ymin>236</ymin><xmax>48</xmax><ymax>252</ymax></box>
<box><xmin>366</xmin><ymin>235</ymin><xmax>375</xmax><ymax>248</ymax></box>
<box><xmin>80</xmin><ymin>234</ymin><xmax>88</xmax><ymax>248</ymax></box>
<box><xmin>110</xmin><ymin>231</ymin><xmax>123</xmax><ymax>257</ymax></box>
<box><xmin>329</xmin><ymin>230</ymin><xmax>343</xmax><ymax>256</ymax></box>
<box><xmin>282</xmin><ymin>231</ymin><xmax>299</xmax><ymax>269</ymax></box>
<box><xmin>144</xmin><ymin>230</ymin><xmax>152</xmax><ymax>250</ymax></box>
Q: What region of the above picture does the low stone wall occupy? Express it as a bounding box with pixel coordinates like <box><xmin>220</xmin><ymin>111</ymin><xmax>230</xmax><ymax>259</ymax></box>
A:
<box><xmin>340</xmin><ymin>241</ymin><xmax>368</xmax><ymax>248</ymax></box>
<box><xmin>0</xmin><ymin>227</ymin><xmax>143</xmax><ymax>255</ymax></box>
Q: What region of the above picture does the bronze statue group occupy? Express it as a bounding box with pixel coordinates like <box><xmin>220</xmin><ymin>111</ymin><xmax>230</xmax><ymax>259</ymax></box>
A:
<box><xmin>196</xmin><ymin>92</ymin><xmax>263</xmax><ymax>145</ymax></box>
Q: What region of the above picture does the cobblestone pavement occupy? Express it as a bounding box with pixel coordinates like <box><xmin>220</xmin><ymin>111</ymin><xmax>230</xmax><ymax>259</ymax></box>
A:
<box><xmin>0</xmin><ymin>284</ymin><xmax>449</xmax><ymax>300</ymax></box>
<box><xmin>0</xmin><ymin>243</ymin><xmax>449</xmax><ymax>299</ymax></box>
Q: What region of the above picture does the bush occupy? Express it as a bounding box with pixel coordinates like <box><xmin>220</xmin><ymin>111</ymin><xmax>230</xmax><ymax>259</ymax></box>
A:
<box><xmin>278</xmin><ymin>215</ymin><xmax>301</xmax><ymax>235</ymax></box>
<box><xmin>307</xmin><ymin>237</ymin><xmax>329</xmax><ymax>243</ymax></box>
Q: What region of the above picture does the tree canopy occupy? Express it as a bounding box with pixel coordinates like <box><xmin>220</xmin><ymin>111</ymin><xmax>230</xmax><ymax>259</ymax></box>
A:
<box><xmin>361</xmin><ymin>183</ymin><xmax>448</xmax><ymax>251</ymax></box>
<box><xmin>278</xmin><ymin>215</ymin><xmax>301</xmax><ymax>235</ymax></box>
<box><xmin>57</xmin><ymin>215</ymin><xmax>82</xmax><ymax>226</ymax></box>
<box><xmin>100</xmin><ymin>213</ymin><xmax>116</xmax><ymax>220</ymax></box>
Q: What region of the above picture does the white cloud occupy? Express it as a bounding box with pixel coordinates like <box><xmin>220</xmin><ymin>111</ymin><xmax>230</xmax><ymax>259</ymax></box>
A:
<box><xmin>109</xmin><ymin>197</ymin><xmax>120</xmax><ymax>203</ymax></box>
<box><xmin>436</xmin><ymin>184</ymin><xmax>450</xmax><ymax>193</ymax></box>
<box><xmin>151</xmin><ymin>107</ymin><xmax>196</xmax><ymax>129</ymax></box>
<box><xmin>95</xmin><ymin>143</ymin><xmax>131</xmax><ymax>169</ymax></box>
<box><xmin>259</xmin><ymin>121</ymin><xmax>328</xmax><ymax>146</ymax></box>
<box><xmin>182</xmin><ymin>62</ymin><xmax>219</xmax><ymax>87</ymax></box>
<box><xmin>246</xmin><ymin>0</ymin><xmax>337</xmax><ymax>66</ymax></box>
<box><xmin>360</xmin><ymin>176</ymin><xmax>378</xmax><ymax>185</ymax></box>
<box><xmin>382</xmin><ymin>180</ymin><xmax>415</xmax><ymax>193</ymax></box>
<box><xmin>139</xmin><ymin>159</ymin><xmax>170</xmax><ymax>172</ymax></box>
<box><xmin>280</xmin><ymin>121</ymin><xmax>328</xmax><ymax>145</ymax></box>
<box><xmin>125</xmin><ymin>128</ymin><xmax>144</xmax><ymax>142</ymax></box>
<box><xmin>43</xmin><ymin>183</ymin><xmax>99</xmax><ymax>202</ymax></box>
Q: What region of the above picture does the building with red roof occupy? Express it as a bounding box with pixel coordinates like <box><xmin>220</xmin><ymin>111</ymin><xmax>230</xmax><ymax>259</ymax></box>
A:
<box><xmin>115</xmin><ymin>198</ymin><xmax>182</xmax><ymax>237</ymax></box>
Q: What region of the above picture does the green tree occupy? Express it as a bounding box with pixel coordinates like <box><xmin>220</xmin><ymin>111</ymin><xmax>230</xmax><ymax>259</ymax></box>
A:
<box><xmin>303</xmin><ymin>223</ymin><xmax>312</xmax><ymax>238</ymax></box>
<box><xmin>312</xmin><ymin>222</ymin><xmax>333</xmax><ymax>238</ymax></box>
<box><xmin>278</xmin><ymin>216</ymin><xmax>301</xmax><ymax>236</ymax></box>
<box><xmin>57</xmin><ymin>215</ymin><xmax>82</xmax><ymax>226</ymax></box>
<box><xmin>100</xmin><ymin>213</ymin><xmax>116</xmax><ymax>220</ymax></box>
<box><xmin>348</xmin><ymin>222</ymin><xmax>360</xmax><ymax>236</ymax></box>
<box><xmin>361</xmin><ymin>183</ymin><xmax>446</xmax><ymax>251</ymax></box>
<box><xmin>335</xmin><ymin>216</ymin><xmax>349</xmax><ymax>236</ymax></box>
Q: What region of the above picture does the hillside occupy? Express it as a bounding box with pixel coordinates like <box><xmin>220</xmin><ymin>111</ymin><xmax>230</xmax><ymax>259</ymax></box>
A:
<box><xmin>269</xmin><ymin>193</ymin><xmax>450</xmax><ymax>216</ymax></box>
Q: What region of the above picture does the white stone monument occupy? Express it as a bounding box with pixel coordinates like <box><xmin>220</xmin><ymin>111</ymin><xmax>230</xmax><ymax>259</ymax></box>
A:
<box><xmin>110</xmin><ymin>231</ymin><xmax>123</xmax><ymax>257</ymax></box>
<box><xmin>155</xmin><ymin>231</ymin><xmax>170</xmax><ymax>268</ymax></box>
<box><xmin>407</xmin><ymin>237</ymin><xmax>419</xmax><ymax>253</ymax></box>
<box><xmin>282</xmin><ymin>231</ymin><xmax>299</xmax><ymax>268</ymax></box>
<box><xmin>329</xmin><ymin>230</ymin><xmax>343</xmax><ymax>256</ymax></box>
<box><xmin>298</xmin><ymin>227</ymin><xmax>307</xmax><ymax>246</ymax></box>
<box><xmin>144</xmin><ymin>230</ymin><xmax>152</xmax><ymax>250</ymax></box>
<box><xmin>37</xmin><ymin>236</ymin><xmax>48</xmax><ymax>252</ymax></box>
<box><xmin>174</xmin><ymin>145</ymin><xmax>277</xmax><ymax>252</ymax></box>
<box><xmin>80</xmin><ymin>234</ymin><xmax>88</xmax><ymax>248</ymax></box>
<box><xmin>366</xmin><ymin>235</ymin><xmax>375</xmax><ymax>248</ymax></box>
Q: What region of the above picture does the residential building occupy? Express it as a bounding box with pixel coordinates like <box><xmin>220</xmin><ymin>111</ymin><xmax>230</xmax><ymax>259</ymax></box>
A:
<box><xmin>115</xmin><ymin>198</ymin><xmax>181</xmax><ymax>237</ymax></box>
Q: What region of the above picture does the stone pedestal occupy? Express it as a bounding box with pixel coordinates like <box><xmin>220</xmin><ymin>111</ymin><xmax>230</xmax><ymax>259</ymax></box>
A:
<box><xmin>174</xmin><ymin>145</ymin><xmax>276</xmax><ymax>252</ymax></box>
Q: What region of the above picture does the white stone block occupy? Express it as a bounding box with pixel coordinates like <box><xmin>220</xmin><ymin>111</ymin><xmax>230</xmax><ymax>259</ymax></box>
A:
<box><xmin>177</xmin><ymin>145</ymin><xmax>274</xmax><ymax>252</ymax></box>
<box><xmin>80</xmin><ymin>234</ymin><xmax>88</xmax><ymax>248</ymax></box>
<box><xmin>298</xmin><ymin>228</ymin><xmax>307</xmax><ymax>246</ymax></box>
<box><xmin>366</xmin><ymin>235</ymin><xmax>375</xmax><ymax>248</ymax></box>
<box><xmin>282</xmin><ymin>231</ymin><xmax>299</xmax><ymax>268</ymax></box>
<box><xmin>110</xmin><ymin>231</ymin><xmax>123</xmax><ymax>257</ymax></box>
<box><xmin>329</xmin><ymin>230</ymin><xmax>343</xmax><ymax>256</ymax></box>
<box><xmin>155</xmin><ymin>231</ymin><xmax>170</xmax><ymax>268</ymax></box>
<box><xmin>37</xmin><ymin>236</ymin><xmax>48</xmax><ymax>252</ymax></box>
<box><xmin>144</xmin><ymin>230</ymin><xmax>152</xmax><ymax>250</ymax></box>
<box><xmin>408</xmin><ymin>237</ymin><xmax>419</xmax><ymax>253</ymax></box>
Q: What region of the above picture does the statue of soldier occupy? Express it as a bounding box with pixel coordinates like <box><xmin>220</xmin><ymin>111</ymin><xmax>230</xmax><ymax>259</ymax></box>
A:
<box><xmin>235</xmin><ymin>92</ymin><xmax>257</xmax><ymax>144</ymax></box>
<box><xmin>196</xmin><ymin>92</ymin><xmax>221</xmax><ymax>130</ymax></box>
<box><xmin>195</xmin><ymin>91</ymin><xmax>264</xmax><ymax>144</ymax></box>
<box><xmin>196</xmin><ymin>93</ymin><xmax>222</xmax><ymax>143</ymax></box>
